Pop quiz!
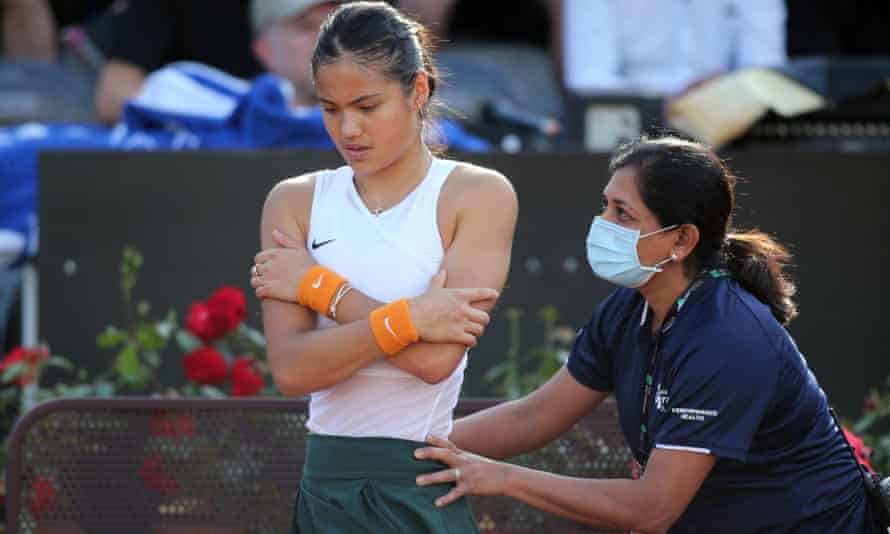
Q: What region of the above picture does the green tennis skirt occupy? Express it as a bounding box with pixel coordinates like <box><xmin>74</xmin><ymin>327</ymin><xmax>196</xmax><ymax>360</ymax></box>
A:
<box><xmin>292</xmin><ymin>434</ymin><xmax>480</xmax><ymax>534</ymax></box>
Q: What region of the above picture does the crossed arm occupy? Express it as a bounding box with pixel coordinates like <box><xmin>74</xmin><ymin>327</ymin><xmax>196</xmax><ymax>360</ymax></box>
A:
<box><xmin>256</xmin><ymin>167</ymin><xmax>517</xmax><ymax>396</ymax></box>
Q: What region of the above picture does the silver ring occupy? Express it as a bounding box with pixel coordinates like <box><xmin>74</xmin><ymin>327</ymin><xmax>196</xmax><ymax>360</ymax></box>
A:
<box><xmin>453</xmin><ymin>468</ymin><xmax>461</xmax><ymax>482</ymax></box>
<box><xmin>251</xmin><ymin>265</ymin><xmax>258</xmax><ymax>277</ymax></box>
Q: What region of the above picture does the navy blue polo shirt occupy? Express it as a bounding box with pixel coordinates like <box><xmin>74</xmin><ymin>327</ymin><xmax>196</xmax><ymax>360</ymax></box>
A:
<box><xmin>568</xmin><ymin>276</ymin><xmax>875</xmax><ymax>533</ymax></box>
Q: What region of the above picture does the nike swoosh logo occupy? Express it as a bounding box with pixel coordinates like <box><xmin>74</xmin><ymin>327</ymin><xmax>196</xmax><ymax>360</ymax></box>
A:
<box><xmin>384</xmin><ymin>317</ymin><xmax>398</xmax><ymax>339</ymax></box>
<box><xmin>311</xmin><ymin>238</ymin><xmax>336</xmax><ymax>250</ymax></box>
<box><xmin>312</xmin><ymin>274</ymin><xmax>324</xmax><ymax>289</ymax></box>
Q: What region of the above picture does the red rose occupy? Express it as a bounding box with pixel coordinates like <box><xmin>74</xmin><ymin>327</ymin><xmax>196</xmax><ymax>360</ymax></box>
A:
<box><xmin>139</xmin><ymin>452</ymin><xmax>179</xmax><ymax>495</ymax></box>
<box><xmin>182</xmin><ymin>347</ymin><xmax>228</xmax><ymax>385</ymax></box>
<box><xmin>27</xmin><ymin>475</ymin><xmax>57</xmax><ymax>519</ymax></box>
<box><xmin>185</xmin><ymin>301</ymin><xmax>223</xmax><ymax>343</ymax></box>
<box><xmin>207</xmin><ymin>286</ymin><xmax>246</xmax><ymax>336</ymax></box>
<box><xmin>843</xmin><ymin>427</ymin><xmax>875</xmax><ymax>473</ymax></box>
<box><xmin>231</xmin><ymin>356</ymin><xmax>264</xmax><ymax>397</ymax></box>
<box><xmin>0</xmin><ymin>346</ymin><xmax>49</xmax><ymax>387</ymax></box>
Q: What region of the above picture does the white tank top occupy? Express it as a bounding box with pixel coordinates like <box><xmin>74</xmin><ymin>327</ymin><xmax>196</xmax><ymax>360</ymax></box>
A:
<box><xmin>305</xmin><ymin>157</ymin><xmax>465</xmax><ymax>441</ymax></box>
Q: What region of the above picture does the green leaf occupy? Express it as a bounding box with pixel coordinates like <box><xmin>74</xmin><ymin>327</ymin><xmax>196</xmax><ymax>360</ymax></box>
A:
<box><xmin>45</xmin><ymin>356</ymin><xmax>73</xmax><ymax>371</ymax></box>
<box><xmin>215</xmin><ymin>339</ymin><xmax>232</xmax><ymax>356</ymax></box>
<box><xmin>137</xmin><ymin>323</ymin><xmax>165</xmax><ymax>350</ymax></box>
<box><xmin>143</xmin><ymin>350</ymin><xmax>161</xmax><ymax>368</ymax></box>
<box><xmin>36</xmin><ymin>390</ymin><xmax>56</xmax><ymax>402</ymax></box>
<box><xmin>505</xmin><ymin>307</ymin><xmax>522</xmax><ymax>321</ymax></box>
<box><xmin>97</xmin><ymin>325</ymin><xmax>127</xmax><ymax>348</ymax></box>
<box><xmin>199</xmin><ymin>385</ymin><xmax>226</xmax><ymax>398</ymax></box>
<box><xmin>1</xmin><ymin>362</ymin><xmax>25</xmax><ymax>384</ymax></box>
<box><xmin>94</xmin><ymin>380</ymin><xmax>116</xmax><ymax>397</ymax></box>
<box><xmin>527</xmin><ymin>347</ymin><xmax>552</xmax><ymax>360</ymax></box>
<box><xmin>852</xmin><ymin>402</ymin><xmax>890</xmax><ymax>434</ymax></box>
<box><xmin>242</xmin><ymin>326</ymin><xmax>267</xmax><ymax>350</ymax></box>
<box><xmin>176</xmin><ymin>330</ymin><xmax>202</xmax><ymax>353</ymax></box>
<box><xmin>537</xmin><ymin>305</ymin><xmax>558</xmax><ymax>323</ymax></box>
<box><xmin>54</xmin><ymin>383</ymin><xmax>95</xmax><ymax>397</ymax></box>
<box><xmin>483</xmin><ymin>364</ymin><xmax>507</xmax><ymax>383</ymax></box>
<box><xmin>114</xmin><ymin>344</ymin><xmax>145</xmax><ymax>384</ymax></box>
<box><xmin>156</xmin><ymin>318</ymin><xmax>176</xmax><ymax>340</ymax></box>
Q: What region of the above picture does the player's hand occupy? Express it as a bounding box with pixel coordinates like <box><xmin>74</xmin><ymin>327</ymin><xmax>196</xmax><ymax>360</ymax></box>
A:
<box><xmin>251</xmin><ymin>229</ymin><xmax>315</xmax><ymax>302</ymax></box>
<box><xmin>408</xmin><ymin>271</ymin><xmax>498</xmax><ymax>347</ymax></box>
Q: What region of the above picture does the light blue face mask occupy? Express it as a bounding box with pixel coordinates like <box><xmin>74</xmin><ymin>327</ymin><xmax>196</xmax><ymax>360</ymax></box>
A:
<box><xmin>586</xmin><ymin>216</ymin><xmax>679</xmax><ymax>288</ymax></box>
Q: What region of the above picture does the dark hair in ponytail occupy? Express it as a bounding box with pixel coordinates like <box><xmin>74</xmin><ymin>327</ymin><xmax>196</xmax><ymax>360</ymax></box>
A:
<box><xmin>311</xmin><ymin>1</ymin><xmax>444</xmax><ymax>146</ymax></box>
<box><xmin>723</xmin><ymin>231</ymin><xmax>798</xmax><ymax>325</ymax></box>
<box><xmin>609</xmin><ymin>135</ymin><xmax>799</xmax><ymax>325</ymax></box>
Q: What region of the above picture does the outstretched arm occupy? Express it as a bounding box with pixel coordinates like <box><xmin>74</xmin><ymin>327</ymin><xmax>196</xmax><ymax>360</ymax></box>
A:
<box><xmin>415</xmin><ymin>440</ymin><xmax>715</xmax><ymax>534</ymax></box>
<box><xmin>449</xmin><ymin>367</ymin><xmax>608</xmax><ymax>458</ymax></box>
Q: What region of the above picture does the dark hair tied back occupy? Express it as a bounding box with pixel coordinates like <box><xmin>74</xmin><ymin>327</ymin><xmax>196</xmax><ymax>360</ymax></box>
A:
<box><xmin>311</xmin><ymin>1</ymin><xmax>440</xmax><ymax>119</ymax></box>
<box><xmin>610</xmin><ymin>135</ymin><xmax>799</xmax><ymax>325</ymax></box>
<box><xmin>724</xmin><ymin>231</ymin><xmax>798</xmax><ymax>325</ymax></box>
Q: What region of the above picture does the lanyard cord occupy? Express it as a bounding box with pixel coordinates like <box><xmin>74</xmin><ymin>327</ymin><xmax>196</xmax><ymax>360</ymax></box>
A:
<box><xmin>637</xmin><ymin>269</ymin><xmax>728</xmax><ymax>469</ymax></box>
<box><xmin>637</xmin><ymin>335</ymin><xmax>662</xmax><ymax>465</ymax></box>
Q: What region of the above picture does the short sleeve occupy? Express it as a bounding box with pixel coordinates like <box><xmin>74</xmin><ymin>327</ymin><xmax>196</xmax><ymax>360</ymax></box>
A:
<box><xmin>567</xmin><ymin>290</ymin><xmax>631</xmax><ymax>393</ymax></box>
<box><xmin>652</xmin><ymin>329</ymin><xmax>779</xmax><ymax>461</ymax></box>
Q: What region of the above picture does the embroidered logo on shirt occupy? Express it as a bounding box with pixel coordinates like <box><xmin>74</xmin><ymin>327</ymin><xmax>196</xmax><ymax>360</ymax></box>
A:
<box><xmin>671</xmin><ymin>407</ymin><xmax>719</xmax><ymax>422</ymax></box>
<box><xmin>655</xmin><ymin>384</ymin><xmax>670</xmax><ymax>413</ymax></box>
<box><xmin>311</xmin><ymin>238</ymin><xmax>336</xmax><ymax>250</ymax></box>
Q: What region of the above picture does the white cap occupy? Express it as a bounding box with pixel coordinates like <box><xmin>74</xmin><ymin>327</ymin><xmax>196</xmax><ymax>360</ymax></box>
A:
<box><xmin>250</xmin><ymin>0</ymin><xmax>340</xmax><ymax>34</ymax></box>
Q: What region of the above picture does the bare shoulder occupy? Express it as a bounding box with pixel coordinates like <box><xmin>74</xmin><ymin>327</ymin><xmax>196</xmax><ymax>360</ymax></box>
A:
<box><xmin>437</xmin><ymin>161</ymin><xmax>518</xmax><ymax>248</ymax></box>
<box><xmin>443</xmin><ymin>161</ymin><xmax>517</xmax><ymax>209</ymax></box>
<box><xmin>263</xmin><ymin>172</ymin><xmax>316</xmax><ymax>213</ymax></box>
<box><xmin>260</xmin><ymin>172</ymin><xmax>318</xmax><ymax>246</ymax></box>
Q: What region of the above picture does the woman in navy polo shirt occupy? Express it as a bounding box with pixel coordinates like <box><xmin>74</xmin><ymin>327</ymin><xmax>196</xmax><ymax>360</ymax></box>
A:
<box><xmin>415</xmin><ymin>136</ymin><xmax>878</xmax><ymax>533</ymax></box>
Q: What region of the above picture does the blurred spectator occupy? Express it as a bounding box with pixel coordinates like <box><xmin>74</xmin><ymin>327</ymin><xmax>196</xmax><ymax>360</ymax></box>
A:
<box><xmin>393</xmin><ymin>0</ymin><xmax>456</xmax><ymax>40</ymax></box>
<box><xmin>562</xmin><ymin>0</ymin><xmax>787</xmax><ymax>96</ymax></box>
<box><xmin>251</xmin><ymin>0</ymin><xmax>342</xmax><ymax>108</ymax></box>
<box><xmin>2</xmin><ymin>0</ymin><xmax>56</xmax><ymax>60</ymax></box>
<box><xmin>2</xmin><ymin>0</ymin><xmax>116</xmax><ymax>61</ymax></box>
<box><xmin>396</xmin><ymin>0</ymin><xmax>563</xmax><ymax>143</ymax></box>
<box><xmin>397</xmin><ymin>0</ymin><xmax>557</xmax><ymax>50</ymax></box>
<box><xmin>786</xmin><ymin>0</ymin><xmax>890</xmax><ymax>57</ymax></box>
<box><xmin>95</xmin><ymin>0</ymin><xmax>262</xmax><ymax>124</ymax></box>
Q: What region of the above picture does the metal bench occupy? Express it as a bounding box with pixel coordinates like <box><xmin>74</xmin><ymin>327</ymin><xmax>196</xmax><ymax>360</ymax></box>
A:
<box><xmin>5</xmin><ymin>398</ymin><xmax>632</xmax><ymax>533</ymax></box>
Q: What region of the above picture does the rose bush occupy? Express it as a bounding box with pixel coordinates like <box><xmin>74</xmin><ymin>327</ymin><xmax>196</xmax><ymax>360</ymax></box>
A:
<box><xmin>0</xmin><ymin>247</ymin><xmax>273</xmax><ymax>520</ymax></box>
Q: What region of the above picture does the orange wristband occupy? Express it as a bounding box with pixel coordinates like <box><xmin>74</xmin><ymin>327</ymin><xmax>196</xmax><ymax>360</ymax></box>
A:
<box><xmin>369</xmin><ymin>298</ymin><xmax>420</xmax><ymax>356</ymax></box>
<box><xmin>297</xmin><ymin>265</ymin><xmax>348</xmax><ymax>317</ymax></box>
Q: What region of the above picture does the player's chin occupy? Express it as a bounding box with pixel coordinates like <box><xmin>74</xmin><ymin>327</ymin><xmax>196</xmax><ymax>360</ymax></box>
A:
<box><xmin>343</xmin><ymin>152</ymin><xmax>383</xmax><ymax>174</ymax></box>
